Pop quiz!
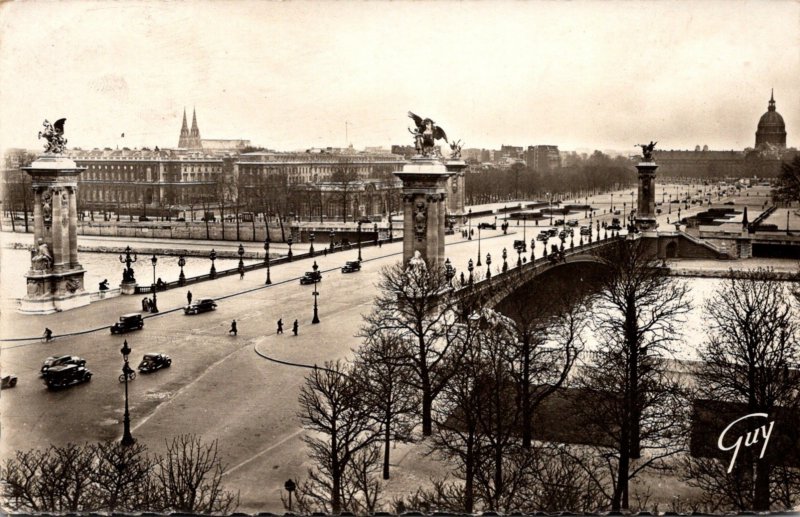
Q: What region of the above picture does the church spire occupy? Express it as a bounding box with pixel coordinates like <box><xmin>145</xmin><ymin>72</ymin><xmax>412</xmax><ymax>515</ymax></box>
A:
<box><xmin>178</xmin><ymin>107</ymin><xmax>190</xmax><ymax>148</ymax></box>
<box><xmin>191</xmin><ymin>107</ymin><xmax>199</xmax><ymax>135</ymax></box>
<box><xmin>768</xmin><ymin>89</ymin><xmax>776</xmax><ymax>112</ymax></box>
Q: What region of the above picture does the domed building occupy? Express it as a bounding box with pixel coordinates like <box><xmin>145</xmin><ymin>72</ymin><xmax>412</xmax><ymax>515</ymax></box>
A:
<box><xmin>755</xmin><ymin>90</ymin><xmax>787</xmax><ymax>149</ymax></box>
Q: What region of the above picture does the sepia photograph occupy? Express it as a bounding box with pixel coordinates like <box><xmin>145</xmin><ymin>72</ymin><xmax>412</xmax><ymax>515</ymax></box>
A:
<box><xmin>1</xmin><ymin>0</ymin><xmax>799</xmax><ymax>514</ymax></box>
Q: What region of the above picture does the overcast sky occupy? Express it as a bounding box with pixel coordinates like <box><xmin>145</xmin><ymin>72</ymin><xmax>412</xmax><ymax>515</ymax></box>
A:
<box><xmin>1</xmin><ymin>1</ymin><xmax>797</xmax><ymax>154</ymax></box>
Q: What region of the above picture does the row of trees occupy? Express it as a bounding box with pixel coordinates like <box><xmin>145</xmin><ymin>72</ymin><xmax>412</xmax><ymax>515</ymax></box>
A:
<box><xmin>293</xmin><ymin>240</ymin><xmax>800</xmax><ymax>514</ymax></box>
<box><xmin>1</xmin><ymin>434</ymin><xmax>239</xmax><ymax>514</ymax></box>
<box><xmin>464</xmin><ymin>151</ymin><xmax>636</xmax><ymax>205</ymax></box>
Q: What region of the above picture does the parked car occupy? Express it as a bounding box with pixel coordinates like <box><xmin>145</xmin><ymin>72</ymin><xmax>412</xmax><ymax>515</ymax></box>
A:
<box><xmin>41</xmin><ymin>355</ymin><xmax>86</xmax><ymax>376</ymax></box>
<box><xmin>184</xmin><ymin>298</ymin><xmax>217</xmax><ymax>315</ymax></box>
<box><xmin>608</xmin><ymin>218</ymin><xmax>622</xmax><ymax>231</ymax></box>
<box><xmin>553</xmin><ymin>218</ymin><xmax>565</xmax><ymax>226</ymax></box>
<box><xmin>44</xmin><ymin>364</ymin><xmax>92</xmax><ymax>389</ymax></box>
<box><xmin>547</xmin><ymin>228</ymin><xmax>558</xmax><ymax>237</ymax></box>
<box><xmin>111</xmin><ymin>313</ymin><xmax>144</xmax><ymax>334</ymax></box>
<box><xmin>513</xmin><ymin>239</ymin><xmax>527</xmax><ymax>251</ymax></box>
<box><xmin>1</xmin><ymin>374</ymin><xmax>18</xmax><ymax>389</ymax></box>
<box><xmin>478</xmin><ymin>222</ymin><xmax>496</xmax><ymax>230</ymax></box>
<box><xmin>537</xmin><ymin>232</ymin><xmax>549</xmax><ymax>241</ymax></box>
<box><xmin>138</xmin><ymin>353</ymin><xmax>172</xmax><ymax>373</ymax></box>
<box><xmin>580</xmin><ymin>226</ymin><xmax>591</xmax><ymax>235</ymax></box>
<box><xmin>566</xmin><ymin>220</ymin><xmax>579</xmax><ymax>227</ymax></box>
<box><xmin>300</xmin><ymin>270</ymin><xmax>323</xmax><ymax>285</ymax></box>
<box><xmin>341</xmin><ymin>261</ymin><xmax>361</xmax><ymax>273</ymax></box>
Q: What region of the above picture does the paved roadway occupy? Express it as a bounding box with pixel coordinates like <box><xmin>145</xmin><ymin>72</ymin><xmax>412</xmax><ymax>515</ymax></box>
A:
<box><xmin>0</xmin><ymin>184</ymin><xmax>749</xmax><ymax>512</ymax></box>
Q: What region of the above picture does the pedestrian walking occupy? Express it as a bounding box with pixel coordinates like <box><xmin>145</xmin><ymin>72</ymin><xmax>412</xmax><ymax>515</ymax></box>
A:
<box><xmin>292</xmin><ymin>319</ymin><xmax>298</xmax><ymax>336</ymax></box>
<box><xmin>229</xmin><ymin>319</ymin><xmax>238</xmax><ymax>336</ymax></box>
<box><xmin>187</xmin><ymin>290</ymin><xmax>192</xmax><ymax>304</ymax></box>
<box><xmin>323</xmin><ymin>248</ymin><xmax>328</xmax><ymax>257</ymax></box>
<box><xmin>277</xmin><ymin>318</ymin><xmax>283</xmax><ymax>334</ymax></box>
<box><xmin>239</xmin><ymin>265</ymin><xmax>245</xmax><ymax>279</ymax></box>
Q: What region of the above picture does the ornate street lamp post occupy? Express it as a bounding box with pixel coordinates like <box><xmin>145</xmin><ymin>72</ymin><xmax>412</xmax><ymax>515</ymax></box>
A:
<box><xmin>476</xmin><ymin>224</ymin><xmax>482</xmax><ymax>266</ymax></box>
<box><xmin>530</xmin><ymin>238</ymin><xmax>535</xmax><ymax>261</ymax></box>
<box><xmin>119</xmin><ymin>245</ymin><xmax>138</xmax><ymax>283</ymax></box>
<box><xmin>330</xmin><ymin>230</ymin><xmax>335</xmax><ymax>251</ymax></box>
<box><xmin>237</xmin><ymin>243</ymin><xmax>245</xmax><ymax>271</ymax></box>
<box><xmin>150</xmin><ymin>255</ymin><xmax>159</xmax><ymax>313</ymax></box>
<box><xmin>209</xmin><ymin>249</ymin><xmax>217</xmax><ymax>278</ymax></box>
<box><xmin>309</xmin><ymin>232</ymin><xmax>315</xmax><ymax>257</ymax></box>
<box><xmin>444</xmin><ymin>257</ymin><xmax>455</xmax><ymax>288</ymax></box>
<box><xmin>287</xmin><ymin>237</ymin><xmax>293</xmax><ymax>261</ymax></box>
<box><xmin>177</xmin><ymin>254</ymin><xmax>186</xmax><ymax>286</ymax></box>
<box><xmin>357</xmin><ymin>221</ymin><xmax>363</xmax><ymax>262</ymax></box>
<box><xmin>374</xmin><ymin>223</ymin><xmax>379</xmax><ymax>245</ymax></box>
<box><xmin>468</xmin><ymin>208</ymin><xmax>473</xmax><ymax>240</ymax></box>
<box><xmin>311</xmin><ymin>261</ymin><xmax>320</xmax><ymax>324</ymax></box>
<box><xmin>468</xmin><ymin>258</ymin><xmax>474</xmax><ymax>285</ymax></box>
<box><xmin>284</xmin><ymin>479</ymin><xmax>296</xmax><ymax>512</ymax></box>
<box><xmin>264</xmin><ymin>237</ymin><xmax>272</xmax><ymax>285</ymax></box>
<box><xmin>502</xmin><ymin>247</ymin><xmax>508</xmax><ymax>272</ymax></box>
<box><xmin>486</xmin><ymin>253</ymin><xmax>492</xmax><ymax>280</ymax></box>
<box><xmin>522</xmin><ymin>214</ymin><xmax>527</xmax><ymax>244</ymax></box>
<box><xmin>120</xmin><ymin>339</ymin><xmax>135</xmax><ymax>446</ymax></box>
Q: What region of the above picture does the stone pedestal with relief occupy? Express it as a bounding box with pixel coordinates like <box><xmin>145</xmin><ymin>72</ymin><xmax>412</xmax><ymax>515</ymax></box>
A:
<box><xmin>19</xmin><ymin>154</ymin><xmax>90</xmax><ymax>314</ymax></box>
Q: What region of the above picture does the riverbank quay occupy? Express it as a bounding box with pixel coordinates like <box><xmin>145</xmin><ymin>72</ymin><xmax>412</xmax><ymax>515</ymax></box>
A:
<box><xmin>666</xmin><ymin>257</ymin><xmax>799</xmax><ymax>280</ymax></box>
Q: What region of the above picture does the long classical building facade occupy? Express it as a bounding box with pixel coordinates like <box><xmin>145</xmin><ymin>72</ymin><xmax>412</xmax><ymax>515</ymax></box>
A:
<box><xmin>5</xmin><ymin>109</ymin><xmax>470</xmax><ymax>222</ymax></box>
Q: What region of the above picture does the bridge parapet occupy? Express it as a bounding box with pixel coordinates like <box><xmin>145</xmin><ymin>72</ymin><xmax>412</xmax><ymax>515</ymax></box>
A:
<box><xmin>453</xmin><ymin>235</ymin><xmax>621</xmax><ymax>308</ymax></box>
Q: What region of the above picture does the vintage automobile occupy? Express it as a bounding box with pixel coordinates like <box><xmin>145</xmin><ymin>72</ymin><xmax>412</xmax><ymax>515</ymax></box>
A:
<box><xmin>513</xmin><ymin>239</ymin><xmax>527</xmax><ymax>251</ymax></box>
<box><xmin>184</xmin><ymin>298</ymin><xmax>218</xmax><ymax>315</ymax></box>
<box><xmin>580</xmin><ymin>226</ymin><xmax>591</xmax><ymax>235</ymax></box>
<box><xmin>1</xmin><ymin>374</ymin><xmax>18</xmax><ymax>389</ymax></box>
<box><xmin>553</xmin><ymin>218</ymin><xmax>565</xmax><ymax>226</ymax></box>
<box><xmin>110</xmin><ymin>313</ymin><xmax>144</xmax><ymax>334</ymax></box>
<box><xmin>341</xmin><ymin>261</ymin><xmax>361</xmax><ymax>273</ymax></box>
<box><xmin>138</xmin><ymin>353</ymin><xmax>172</xmax><ymax>373</ymax></box>
<box><xmin>44</xmin><ymin>364</ymin><xmax>92</xmax><ymax>389</ymax></box>
<box><xmin>566</xmin><ymin>220</ymin><xmax>579</xmax><ymax>227</ymax></box>
<box><xmin>477</xmin><ymin>222</ymin><xmax>496</xmax><ymax>230</ymax></box>
<box><xmin>547</xmin><ymin>228</ymin><xmax>559</xmax><ymax>237</ymax></box>
<box><xmin>608</xmin><ymin>218</ymin><xmax>623</xmax><ymax>231</ymax></box>
<box><xmin>41</xmin><ymin>355</ymin><xmax>86</xmax><ymax>376</ymax></box>
<box><xmin>300</xmin><ymin>270</ymin><xmax>323</xmax><ymax>285</ymax></box>
<box><xmin>536</xmin><ymin>232</ymin><xmax>549</xmax><ymax>241</ymax></box>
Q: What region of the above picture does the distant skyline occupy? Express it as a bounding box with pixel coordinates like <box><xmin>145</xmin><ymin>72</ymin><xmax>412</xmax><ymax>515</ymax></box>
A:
<box><xmin>1</xmin><ymin>1</ymin><xmax>798</xmax><ymax>154</ymax></box>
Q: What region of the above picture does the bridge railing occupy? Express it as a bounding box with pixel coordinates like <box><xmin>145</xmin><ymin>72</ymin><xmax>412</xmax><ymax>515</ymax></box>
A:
<box><xmin>131</xmin><ymin>238</ymin><xmax>390</xmax><ymax>295</ymax></box>
<box><xmin>454</xmin><ymin>233</ymin><xmax>621</xmax><ymax>297</ymax></box>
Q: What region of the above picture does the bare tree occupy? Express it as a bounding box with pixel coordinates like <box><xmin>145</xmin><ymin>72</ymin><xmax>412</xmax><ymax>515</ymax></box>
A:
<box><xmin>152</xmin><ymin>434</ymin><xmax>239</xmax><ymax>514</ymax></box>
<box><xmin>573</xmin><ymin>238</ymin><xmax>692</xmax><ymax>511</ymax></box>
<box><xmin>331</xmin><ymin>159</ymin><xmax>360</xmax><ymax>223</ymax></box>
<box><xmin>353</xmin><ymin>331</ymin><xmax>419</xmax><ymax>480</ymax></box>
<box><xmin>497</xmin><ymin>280</ymin><xmax>588</xmax><ymax>448</ymax></box>
<box><xmin>690</xmin><ymin>269</ymin><xmax>800</xmax><ymax>511</ymax></box>
<box><xmin>89</xmin><ymin>442</ymin><xmax>153</xmax><ymax>513</ymax></box>
<box><xmin>297</xmin><ymin>361</ymin><xmax>379</xmax><ymax>514</ymax></box>
<box><xmin>360</xmin><ymin>260</ymin><xmax>467</xmax><ymax>436</ymax></box>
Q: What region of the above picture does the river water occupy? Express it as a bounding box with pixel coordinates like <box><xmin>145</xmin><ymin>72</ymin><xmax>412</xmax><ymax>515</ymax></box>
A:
<box><xmin>0</xmin><ymin>247</ymin><xmax>260</xmax><ymax>301</ymax></box>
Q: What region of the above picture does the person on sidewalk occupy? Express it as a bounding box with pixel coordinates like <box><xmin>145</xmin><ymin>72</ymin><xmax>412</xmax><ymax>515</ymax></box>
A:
<box><xmin>142</xmin><ymin>297</ymin><xmax>149</xmax><ymax>312</ymax></box>
<box><xmin>292</xmin><ymin>319</ymin><xmax>298</xmax><ymax>336</ymax></box>
<box><xmin>187</xmin><ymin>290</ymin><xmax>192</xmax><ymax>305</ymax></box>
<box><xmin>239</xmin><ymin>266</ymin><xmax>245</xmax><ymax>280</ymax></box>
<box><xmin>229</xmin><ymin>320</ymin><xmax>238</xmax><ymax>336</ymax></box>
<box><xmin>277</xmin><ymin>319</ymin><xmax>283</xmax><ymax>334</ymax></box>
